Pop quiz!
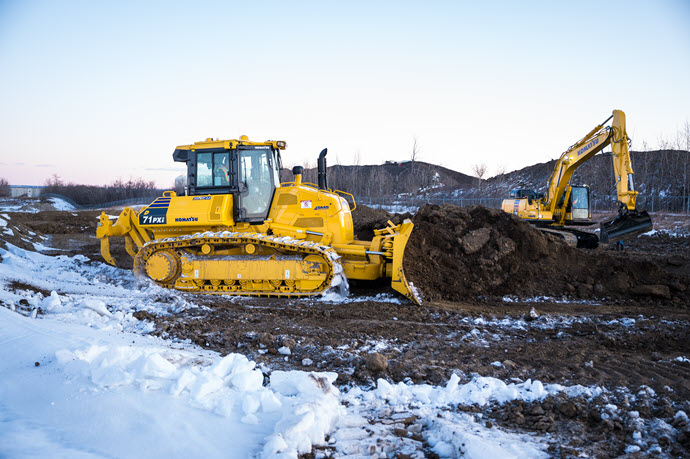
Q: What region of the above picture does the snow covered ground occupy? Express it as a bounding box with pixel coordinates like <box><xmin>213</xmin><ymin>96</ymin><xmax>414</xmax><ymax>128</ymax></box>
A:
<box><xmin>0</xmin><ymin>244</ymin><xmax>342</xmax><ymax>458</ymax></box>
<box><xmin>1</xmin><ymin>208</ymin><xmax>686</xmax><ymax>457</ymax></box>
<box><xmin>0</xmin><ymin>197</ymin><xmax>75</xmax><ymax>213</ymax></box>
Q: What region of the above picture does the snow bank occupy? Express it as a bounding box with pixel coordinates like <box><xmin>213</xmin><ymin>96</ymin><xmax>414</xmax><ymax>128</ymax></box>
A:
<box><xmin>424</xmin><ymin>410</ymin><xmax>548</xmax><ymax>458</ymax></box>
<box><xmin>319</xmin><ymin>292</ymin><xmax>403</xmax><ymax>304</ymax></box>
<box><xmin>643</xmin><ymin>228</ymin><xmax>689</xmax><ymax>238</ymax></box>
<box><xmin>334</xmin><ymin>374</ymin><xmax>603</xmax><ymax>457</ymax></box>
<box><xmin>265</xmin><ymin>371</ymin><xmax>343</xmax><ymax>457</ymax></box>
<box><xmin>352</xmin><ymin>373</ymin><xmax>601</xmax><ymax>409</ymax></box>
<box><xmin>0</xmin><ymin>197</ymin><xmax>75</xmax><ymax>213</ymax></box>
<box><xmin>56</xmin><ymin>343</ymin><xmax>344</xmax><ymax>458</ymax></box>
<box><xmin>1</xmin><ymin>305</ymin><xmax>344</xmax><ymax>459</ymax></box>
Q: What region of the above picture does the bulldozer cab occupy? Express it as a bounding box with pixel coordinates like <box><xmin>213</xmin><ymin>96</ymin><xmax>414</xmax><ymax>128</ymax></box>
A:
<box><xmin>173</xmin><ymin>139</ymin><xmax>283</xmax><ymax>223</ymax></box>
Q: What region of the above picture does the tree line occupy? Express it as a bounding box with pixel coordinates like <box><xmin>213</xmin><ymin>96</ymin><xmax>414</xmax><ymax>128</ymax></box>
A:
<box><xmin>40</xmin><ymin>175</ymin><xmax>163</xmax><ymax>206</ymax></box>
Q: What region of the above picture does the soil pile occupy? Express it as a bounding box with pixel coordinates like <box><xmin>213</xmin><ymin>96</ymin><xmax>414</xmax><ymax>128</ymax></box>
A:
<box><xmin>351</xmin><ymin>205</ymin><xmax>394</xmax><ymax>241</ymax></box>
<box><xmin>397</xmin><ymin>204</ymin><xmax>688</xmax><ymax>305</ymax></box>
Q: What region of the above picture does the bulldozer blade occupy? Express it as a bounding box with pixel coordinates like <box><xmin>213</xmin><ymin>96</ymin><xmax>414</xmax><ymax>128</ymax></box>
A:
<box><xmin>600</xmin><ymin>210</ymin><xmax>653</xmax><ymax>243</ymax></box>
<box><xmin>390</xmin><ymin>219</ymin><xmax>422</xmax><ymax>305</ymax></box>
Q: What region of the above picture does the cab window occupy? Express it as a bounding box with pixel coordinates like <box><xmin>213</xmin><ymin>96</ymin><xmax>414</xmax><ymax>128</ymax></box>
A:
<box><xmin>570</xmin><ymin>187</ymin><xmax>588</xmax><ymax>209</ymax></box>
<box><xmin>197</xmin><ymin>152</ymin><xmax>213</xmax><ymax>187</ymax></box>
<box><xmin>213</xmin><ymin>152</ymin><xmax>230</xmax><ymax>186</ymax></box>
<box><xmin>196</xmin><ymin>152</ymin><xmax>230</xmax><ymax>188</ymax></box>
<box><xmin>239</xmin><ymin>149</ymin><xmax>274</xmax><ymax>220</ymax></box>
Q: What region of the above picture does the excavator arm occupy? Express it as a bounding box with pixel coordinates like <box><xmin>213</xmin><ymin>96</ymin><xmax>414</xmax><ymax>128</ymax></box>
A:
<box><xmin>544</xmin><ymin>116</ymin><xmax>613</xmax><ymax>221</ymax></box>
<box><xmin>609</xmin><ymin>110</ymin><xmax>639</xmax><ymax>211</ymax></box>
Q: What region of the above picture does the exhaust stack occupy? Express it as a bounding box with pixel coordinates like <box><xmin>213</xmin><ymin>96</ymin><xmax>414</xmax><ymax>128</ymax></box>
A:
<box><xmin>317</xmin><ymin>148</ymin><xmax>328</xmax><ymax>190</ymax></box>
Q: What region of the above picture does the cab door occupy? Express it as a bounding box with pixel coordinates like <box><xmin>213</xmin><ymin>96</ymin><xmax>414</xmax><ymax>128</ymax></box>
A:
<box><xmin>237</xmin><ymin>147</ymin><xmax>277</xmax><ymax>222</ymax></box>
<box><xmin>568</xmin><ymin>186</ymin><xmax>591</xmax><ymax>222</ymax></box>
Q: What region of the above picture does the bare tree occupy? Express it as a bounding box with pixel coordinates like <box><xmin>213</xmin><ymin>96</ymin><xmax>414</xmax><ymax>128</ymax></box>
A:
<box><xmin>0</xmin><ymin>177</ymin><xmax>9</xmax><ymax>197</ymax></box>
<box><xmin>410</xmin><ymin>137</ymin><xmax>421</xmax><ymax>162</ymax></box>
<box><xmin>494</xmin><ymin>164</ymin><xmax>507</xmax><ymax>189</ymax></box>
<box><xmin>472</xmin><ymin>163</ymin><xmax>488</xmax><ymax>191</ymax></box>
<box><xmin>173</xmin><ymin>175</ymin><xmax>186</xmax><ymax>196</ymax></box>
<box><xmin>681</xmin><ymin>121</ymin><xmax>690</xmax><ymax>213</ymax></box>
<box><xmin>352</xmin><ymin>150</ymin><xmax>361</xmax><ymax>166</ymax></box>
<box><xmin>45</xmin><ymin>174</ymin><xmax>64</xmax><ymax>187</ymax></box>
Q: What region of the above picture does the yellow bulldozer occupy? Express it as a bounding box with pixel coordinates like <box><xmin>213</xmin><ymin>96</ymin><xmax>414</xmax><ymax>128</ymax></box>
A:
<box><xmin>501</xmin><ymin>110</ymin><xmax>653</xmax><ymax>248</ymax></box>
<box><xmin>97</xmin><ymin>136</ymin><xmax>420</xmax><ymax>304</ymax></box>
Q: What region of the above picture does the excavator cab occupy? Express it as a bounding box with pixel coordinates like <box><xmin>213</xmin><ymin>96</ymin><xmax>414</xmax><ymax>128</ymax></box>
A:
<box><xmin>566</xmin><ymin>186</ymin><xmax>590</xmax><ymax>223</ymax></box>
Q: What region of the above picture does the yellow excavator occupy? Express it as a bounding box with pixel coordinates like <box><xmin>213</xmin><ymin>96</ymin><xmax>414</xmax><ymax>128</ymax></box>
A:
<box><xmin>96</xmin><ymin>137</ymin><xmax>420</xmax><ymax>304</ymax></box>
<box><xmin>501</xmin><ymin>110</ymin><xmax>652</xmax><ymax>248</ymax></box>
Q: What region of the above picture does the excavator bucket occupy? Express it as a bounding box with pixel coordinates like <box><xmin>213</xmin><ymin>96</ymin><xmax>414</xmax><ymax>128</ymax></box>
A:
<box><xmin>600</xmin><ymin>209</ymin><xmax>653</xmax><ymax>243</ymax></box>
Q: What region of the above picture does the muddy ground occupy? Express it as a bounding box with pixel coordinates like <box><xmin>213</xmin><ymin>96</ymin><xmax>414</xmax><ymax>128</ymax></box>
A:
<box><xmin>2</xmin><ymin>202</ymin><xmax>690</xmax><ymax>457</ymax></box>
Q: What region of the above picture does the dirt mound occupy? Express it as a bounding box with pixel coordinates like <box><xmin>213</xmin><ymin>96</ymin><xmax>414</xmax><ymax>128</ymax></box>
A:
<box><xmin>0</xmin><ymin>211</ymin><xmax>107</xmax><ymax>265</ymax></box>
<box><xmin>351</xmin><ymin>205</ymin><xmax>393</xmax><ymax>241</ymax></box>
<box><xmin>10</xmin><ymin>211</ymin><xmax>99</xmax><ymax>234</ymax></box>
<box><xmin>400</xmin><ymin>204</ymin><xmax>688</xmax><ymax>305</ymax></box>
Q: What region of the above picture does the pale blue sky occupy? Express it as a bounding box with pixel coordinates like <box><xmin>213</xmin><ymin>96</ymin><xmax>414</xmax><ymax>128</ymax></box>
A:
<box><xmin>1</xmin><ymin>0</ymin><xmax>689</xmax><ymax>187</ymax></box>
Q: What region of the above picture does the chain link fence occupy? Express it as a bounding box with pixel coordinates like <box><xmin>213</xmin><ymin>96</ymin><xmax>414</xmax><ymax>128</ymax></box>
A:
<box><xmin>43</xmin><ymin>192</ymin><xmax>690</xmax><ymax>214</ymax></box>
<box><xmin>356</xmin><ymin>195</ymin><xmax>690</xmax><ymax>214</ymax></box>
<box><xmin>42</xmin><ymin>194</ymin><xmax>154</xmax><ymax>210</ymax></box>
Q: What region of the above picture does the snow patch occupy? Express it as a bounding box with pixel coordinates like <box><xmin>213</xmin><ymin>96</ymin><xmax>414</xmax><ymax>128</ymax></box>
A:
<box><xmin>49</xmin><ymin>197</ymin><xmax>76</xmax><ymax>211</ymax></box>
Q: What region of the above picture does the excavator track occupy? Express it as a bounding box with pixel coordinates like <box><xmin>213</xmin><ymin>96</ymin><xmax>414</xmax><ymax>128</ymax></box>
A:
<box><xmin>133</xmin><ymin>231</ymin><xmax>348</xmax><ymax>298</ymax></box>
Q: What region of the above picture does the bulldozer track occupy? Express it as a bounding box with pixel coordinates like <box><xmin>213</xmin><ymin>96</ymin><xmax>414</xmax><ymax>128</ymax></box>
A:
<box><xmin>133</xmin><ymin>230</ymin><xmax>346</xmax><ymax>298</ymax></box>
